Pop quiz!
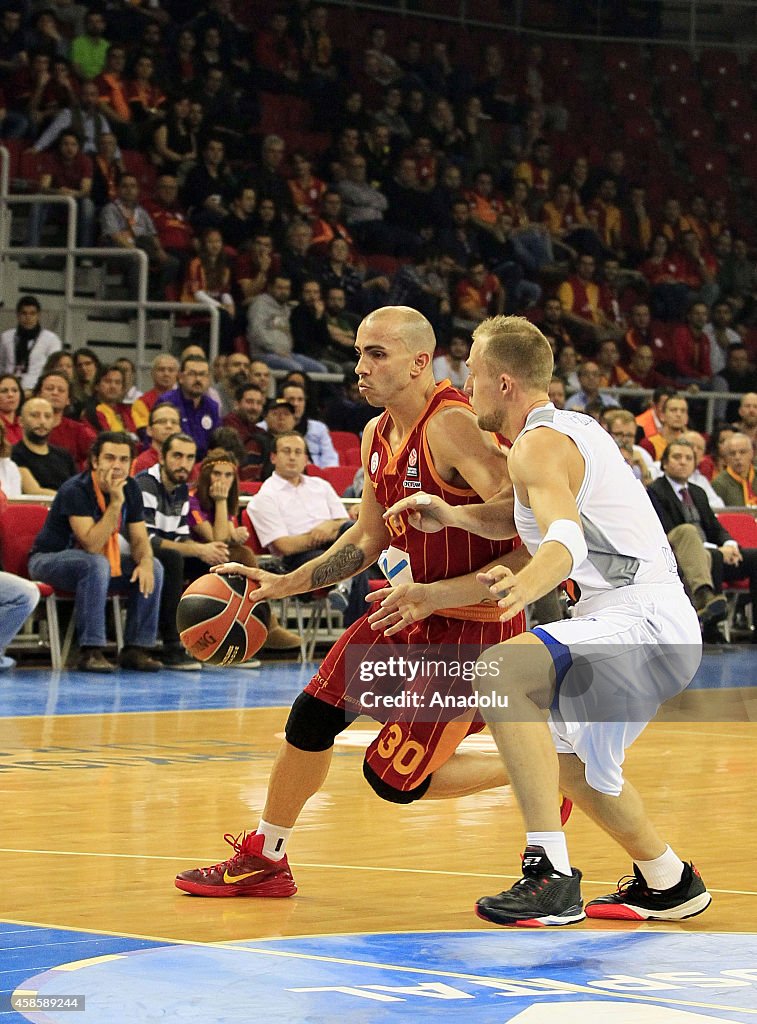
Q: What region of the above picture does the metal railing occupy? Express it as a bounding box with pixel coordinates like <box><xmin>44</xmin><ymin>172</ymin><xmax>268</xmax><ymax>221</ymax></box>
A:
<box><xmin>0</xmin><ymin>145</ymin><xmax>221</xmax><ymax>378</ymax></box>
<box><xmin>589</xmin><ymin>387</ymin><xmax>749</xmax><ymax>436</ymax></box>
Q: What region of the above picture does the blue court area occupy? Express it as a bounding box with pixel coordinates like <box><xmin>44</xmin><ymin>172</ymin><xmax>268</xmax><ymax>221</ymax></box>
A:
<box><xmin>0</xmin><ymin>646</ymin><xmax>754</xmax><ymax>719</ymax></box>
<box><xmin>1</xmin><ymin>650</ymin><xmax>755</xmax><ymax>1022</ymax></box>
<box><xmin>3</xmin><ymin>926</ymin><xmax>757</xmax><ymax>1023</ymax></box>
<box><xmin>0</xmin><ymin>660</ymin><xmax>312</xmax><ymax>718</ymax></box>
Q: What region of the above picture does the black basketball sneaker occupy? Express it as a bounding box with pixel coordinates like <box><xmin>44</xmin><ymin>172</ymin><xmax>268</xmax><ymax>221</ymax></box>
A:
<box><xmin>586</xmin><ymin>862</ymin><xmax>711</xmax><ymax>921</ymax></box>
<box><xmin>475</xmin><ymin>845</ymin><xmax>585</xmax><ymax>927</ymax></box>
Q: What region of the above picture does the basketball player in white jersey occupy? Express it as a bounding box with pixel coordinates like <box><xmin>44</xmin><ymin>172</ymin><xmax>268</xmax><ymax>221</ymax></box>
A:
<box><xmin>384</xmin><ymin>314</ymin><xmax>710</xmax><ymax>927</ymax></box>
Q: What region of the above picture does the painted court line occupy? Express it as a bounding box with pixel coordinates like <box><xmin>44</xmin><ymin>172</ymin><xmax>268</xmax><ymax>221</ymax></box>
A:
<box><xmin>0</xmin><ymin>847</ymin><xmax>754</xmax><ymax>897</ymax></box>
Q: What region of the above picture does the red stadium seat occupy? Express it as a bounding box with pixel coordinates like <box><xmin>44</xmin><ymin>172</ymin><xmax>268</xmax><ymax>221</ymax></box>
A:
<box><xmin>541</xmin><ymin>39</ymin><xmax>580</xmax><ymax>78</ymax></box>
<box><xmin>602</xmin><ymin>44</ymin><xmax>647</xmax><ymax>80</ymax></box>
<box><xmin>0</xmin><ymin>503</ymin><xmax>59</xmax><ymax>664</ymax></box>
<box><xmin>258</xmin><ymin>92</ymin><xmax>290</xmax><ymax>133</ymax></box>
<box><xmin>660</xmin><ymin>81</ymin><xmax>704</xmax><ymax>116</ymax></box>
<box><xmin>724</xmin><ymin>116</ymin><xmax>757</xmax><ymax>150</ymax></box>
<box><xmin>622</xmin><ymin>113</ymin><xmax>659</xmax><ymax>144</ymax></box>
<box><xmin>699</xmin><ymin>49</ymin><xmax>742</xmax><ymax>84</ymax></box>
<box><xmin>741</xmin><ymin>328</ymin><xmax>757</xmax><ymax>361</ymax></box>
<box><xmin>0</xmin><ymin>136</ymin><xmax>29</xmax><ymax>187</ymax></box>
<box><xmin>687</xmin><ymin>151</ymin><xmax>729</xmax><ymax>191</ymax></box>
<box><xmin>0</xmin><ymin>503</ymin><xmax>123</xmax><ymax>668</ymax></box>
<box><xmin>716</xmin><ymin>512</ymin><xmax>757</xmax><ymax>640</ymax></box>
<box><xmin>281</xmin><ymin>130</ymin><xmax>331</xmax><ymax>156</ymax></box>
<box><xmin>240</xmin><ymin>505</ymin><xmax>267</xmax><ymax>556</ymax></box>
<box><xmin>717</xmin><ymin>514</ymin><xmax>757</xmax><ymax>549</ymax></box>
<box><xmin>121</xmin><ymin>149</ymin><xmax>157</xmax><ymax>194</ymax></box>
<box><xmin>361</xmin><ymin>252</ymin><xmax>402</xmax><ymax>277</ymax></box>
<box><xmin>610</xmin><ymin>80</ymin><xmax>653</xmax><ymax>114</ymax></box>
<box><xmin>671</xmin><ymin>112</ymin><xmax>718</xmax><ymax>149</ymax></box>
<box><xmin>306</xmin><ymin>463</ymin><xmax>358</xmax><ymax>496</ymax></box>
<box><xmin>329</xmin><ymin>430</ymin><xmax>362</xmax><ymax>467</ymax></box>
<box><xmin>711</xmin><ymin>81</ymin><xmax>753</xmax><ymax>117</ymax></box>
<box><xmin>232</xmin><ymin>0</ymin><xmax>277</xmax><ymax>29</ymax></box>
<box><xmin>740</xmin><ymin>150</ymin><xmax>757</xmax><ymax>182</ymax></box>
<box><xmin>653</xmin><ymin>46</ymin><xmax>695</xmax><ymax>81</ymax></box>
<box><xmin>18</xmin><ymin>148</ymin><xmax>49</xmax><ymax>187</ymax></box>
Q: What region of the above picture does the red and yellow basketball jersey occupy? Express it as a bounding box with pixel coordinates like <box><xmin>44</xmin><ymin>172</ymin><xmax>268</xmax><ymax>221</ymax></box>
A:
<box><xmin>367</xmin><ymin>381</ymin><xmax>518</xmax><ymax>614</ymax></box>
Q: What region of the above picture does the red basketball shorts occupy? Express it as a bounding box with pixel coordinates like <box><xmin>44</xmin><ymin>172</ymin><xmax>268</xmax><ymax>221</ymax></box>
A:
<box><xmin>304</xmin><ymin>608</ymin><xmax>524</xmax><ymax>793</ymax></box>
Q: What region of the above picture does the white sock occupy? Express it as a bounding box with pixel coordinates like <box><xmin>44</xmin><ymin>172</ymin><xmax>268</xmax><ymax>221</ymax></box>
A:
<box><xmin>526</xmin><ymin>831</ymin><xmax>571</xmax><ymax>875</ymax></box>
<box><xmin>635</xmin><ymin>845</ymin><xmax>685</xmax><ymax>890</ymax></box>
<box><xmin>257</xmin><ymin>819</ymin><xmax>292</xmax><ymax>861</ymax></box>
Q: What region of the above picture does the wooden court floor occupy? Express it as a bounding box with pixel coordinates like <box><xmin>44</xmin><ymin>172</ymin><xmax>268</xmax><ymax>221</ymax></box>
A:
<box><xmin>1</xmin><ymin>659</ymin><xmax>756</xmax><ymax>1023</ymax></box>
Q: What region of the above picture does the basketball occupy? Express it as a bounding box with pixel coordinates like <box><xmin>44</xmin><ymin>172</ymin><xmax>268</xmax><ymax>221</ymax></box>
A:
<box><xmin>176</xmin><ymin>574</ymin><xmax>270</xmax><ymax>666</ymax></box>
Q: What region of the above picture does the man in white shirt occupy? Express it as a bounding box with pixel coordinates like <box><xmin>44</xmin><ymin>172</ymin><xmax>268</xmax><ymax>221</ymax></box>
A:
<box><xmin>0</xmin><ymin>296</ymin><xmax>62</xmax><ymax>393</ymax></box>
<box><xmin>248</xmin><ymin>430</ymin><xmax>373</xmax><ymax>620</ymax></box>
<box><xmin>249</xmin><ymin>431</ymin><xmax>348</xmax><ymax>570</ymax></box>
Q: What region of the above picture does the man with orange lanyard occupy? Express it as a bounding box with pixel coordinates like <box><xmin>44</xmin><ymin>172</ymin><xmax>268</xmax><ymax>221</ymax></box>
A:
<box><xmin>100</xmin><ymin>173</ymin><xmax>179</xmax><ymax>298</ymax></box>
<box><xmin>28</xmin><ymin>431</ymin><xmax>163</xmax><ymax>673</ymax></box>
<box><xmin>89</xmin><ymin>363</ymin><xmax>137</xmax><ymax>436</ymax></box>
<box><xmin>95</xmin><ymin>43</ymin><xmax>137</xmax><ymax>148</ymax></box>
<box><xmin>712</xmin><ymin>432</ymin><xmax>757</xmax><ymax>507</ymax></box>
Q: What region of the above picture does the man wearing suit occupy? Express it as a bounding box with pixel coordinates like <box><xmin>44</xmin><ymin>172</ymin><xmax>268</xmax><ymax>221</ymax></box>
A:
<box><xmin>648</xmin><ymin>439</ymin><xmax>757</xmax><ymax>642</ymax></box>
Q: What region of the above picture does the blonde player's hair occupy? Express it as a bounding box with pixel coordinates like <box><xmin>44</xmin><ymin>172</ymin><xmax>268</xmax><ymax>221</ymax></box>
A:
<box><xmin>473</xmin><ymin>315</ymin><xmax>554</xmax><ymax>391</ymax></box>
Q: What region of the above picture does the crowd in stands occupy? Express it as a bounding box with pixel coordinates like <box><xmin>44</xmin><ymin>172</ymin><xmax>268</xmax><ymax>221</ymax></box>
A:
<box><xmin>1</xmin><ymin>2</ymin><xmax>757</xmax><ymax>360</ymax></box>
<box><xmin>1</xmin><ymin>1</ymin><xmax>757</xmax><ymax>665</ymax></box>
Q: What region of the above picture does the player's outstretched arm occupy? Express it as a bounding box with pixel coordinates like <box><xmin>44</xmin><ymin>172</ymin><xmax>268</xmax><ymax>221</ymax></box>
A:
<box><xmin>482</xmin><ymin>431</ymin><xmax>584</xmax><ymax>620</ymax></box>
<box><xmin>215</xmin><ymin>421</ymin><xmax>390</xmax><ymax>598</ymax></box>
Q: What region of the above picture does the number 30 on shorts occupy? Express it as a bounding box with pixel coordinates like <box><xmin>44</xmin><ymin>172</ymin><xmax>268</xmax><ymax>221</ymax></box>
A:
<box><xmin>376</xmin><ymin>724</ymin><xmax>426</xmax><ymax>776</ymax></box>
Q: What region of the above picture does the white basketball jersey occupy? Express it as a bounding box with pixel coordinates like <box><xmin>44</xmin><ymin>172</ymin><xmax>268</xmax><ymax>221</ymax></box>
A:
<box><xmin>513</xmin><ymin>404</ymin><xmax>681</xmax><ymax>600</ymax></box>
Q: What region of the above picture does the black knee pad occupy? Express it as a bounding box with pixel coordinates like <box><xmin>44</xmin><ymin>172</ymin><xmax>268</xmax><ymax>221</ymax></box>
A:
<box><xmin>363</xmin><ymin>759</ymin><xmax>432</xmax><ymax>804</ymax></box>
<box><xmin>284</xmin><ymin>692</ymin><xmax>349</xmax><ymax>752</ymax></box>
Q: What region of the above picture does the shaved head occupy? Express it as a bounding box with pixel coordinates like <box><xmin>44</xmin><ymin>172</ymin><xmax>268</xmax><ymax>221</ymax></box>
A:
<box><xmin>359</xmin><ymin>306</ymin><xmax>436</xmax><ymax>356</ymax></box>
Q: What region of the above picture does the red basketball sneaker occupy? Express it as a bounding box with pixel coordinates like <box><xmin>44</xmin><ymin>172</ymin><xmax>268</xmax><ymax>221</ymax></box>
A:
<box><xmin>175</xmin><ymin>831</ymin><xmax>297</xmax><ymax>897</ymax></box>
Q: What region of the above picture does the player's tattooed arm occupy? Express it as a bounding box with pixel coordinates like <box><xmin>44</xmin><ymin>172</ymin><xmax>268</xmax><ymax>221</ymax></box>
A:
<box><xmin>310</xmin><ymin>544</ymin><xmax>365</xmax><ymax>587</ymax></box>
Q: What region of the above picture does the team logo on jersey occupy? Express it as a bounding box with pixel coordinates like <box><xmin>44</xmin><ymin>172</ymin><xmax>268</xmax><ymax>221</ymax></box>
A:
<box><xmin>370</xmin><ymin>451</ymin><xmax>379</xmax><ymax>476</ymax></box>
<box><xmin>406</xmin><ymin>448</ymin><xmax>418</xmax><ymax>478</ymax></box>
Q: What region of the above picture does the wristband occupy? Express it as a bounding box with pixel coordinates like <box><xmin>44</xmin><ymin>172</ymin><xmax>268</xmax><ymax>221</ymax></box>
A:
<box><xmin>539</xmin><ymin>519</ymin><xmax>587</xmax><ymax>573</ymax></box>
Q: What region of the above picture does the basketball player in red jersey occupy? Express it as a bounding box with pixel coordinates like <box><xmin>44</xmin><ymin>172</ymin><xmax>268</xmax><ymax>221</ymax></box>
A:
<box><xmin>175</xmin><ymin>305</ymin><xmax>546</xmax><ymax>898</ymax></box>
